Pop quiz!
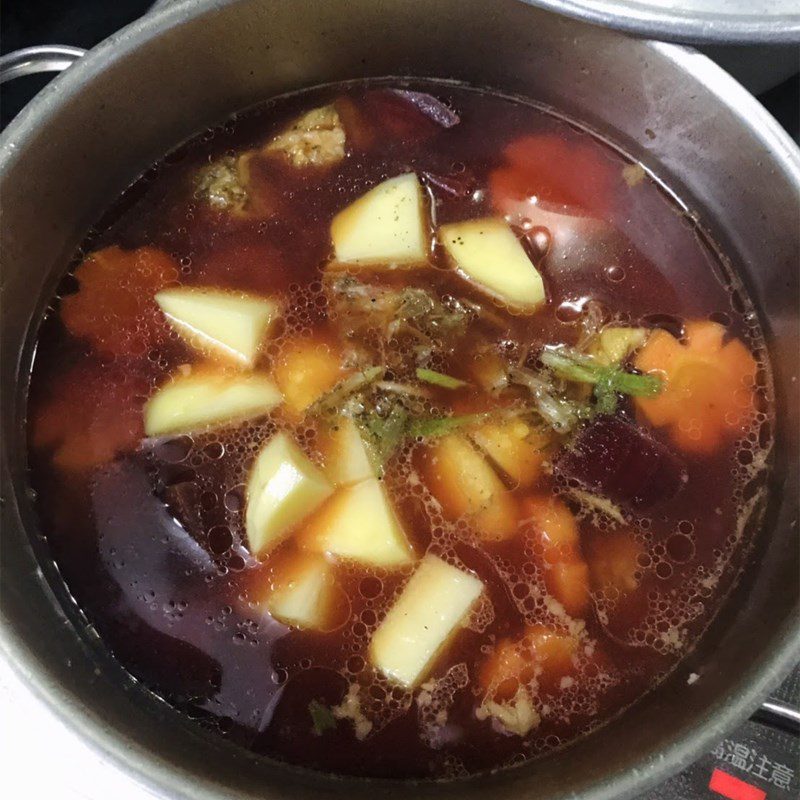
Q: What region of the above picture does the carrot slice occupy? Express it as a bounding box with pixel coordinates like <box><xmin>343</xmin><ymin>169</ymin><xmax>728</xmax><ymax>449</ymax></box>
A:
<box><xmin>634</xmin><ymin>321</ymin><xmax>757</xmax><ymax>454</ymax></box>
<box><xmin>32</xmin><ymin>360</ymin><xmax>146</xmax><ymax>472</ymax></box>
<box><xmin>61</xmin><ymin>246</ymin><xmax>178</xmax><ymax>358</ymax></box>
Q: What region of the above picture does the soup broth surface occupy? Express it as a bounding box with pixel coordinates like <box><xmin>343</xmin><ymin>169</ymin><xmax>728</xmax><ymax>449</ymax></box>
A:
<box><xmin>26</xmin><ymin>81</ymin><xmax>773</xmax><ymax>779</ymax></box>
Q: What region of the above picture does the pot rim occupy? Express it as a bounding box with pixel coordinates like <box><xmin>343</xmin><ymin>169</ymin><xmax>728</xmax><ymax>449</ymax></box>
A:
<box><xmin>519</xmin><ymin>0</ymin><xmax>800</xmax><ymax>45</ymax></box>
<box><xmin>1</xmin><ymin>2</ymin><xmax>799</xmax><ymax>799</ymax></box>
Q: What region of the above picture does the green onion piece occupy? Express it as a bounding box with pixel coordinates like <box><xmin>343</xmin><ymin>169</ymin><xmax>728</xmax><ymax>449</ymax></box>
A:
<box><xmin>609</xmin><ymin>371</ymin><xmax>662</xmax><ymax>397</ymax></box>
<box><xmin>540</xmin><ymin>347</ymin><xmax>661</xmax><ymax>410</ymax></box>
<box><xmin>407</xmin><ymin>411</ymin><xmax>490</xmax><ymax>438</ymax></box>
<box><xmin>592</xmin><ymin>371</ymin><xmax>619</xmax><ymax>415</ymax></box>
<box><xmin>310</xmin><ymin>365</ymin><xmax>385</xmax><ymax>415</ymax></box>
<box><xmin>308</xmin><ymin>700</ymin><xmax>337</xmax><ymax>736</ymax></box>
<box><xmin>415</xmin><ymin>368</ymin><xmax>468</xmax><ymax>389</ymax></box>
<box><xmin>360</xmin><ymin>404</ymin><xmax>410</xmax><ymax>470</ymax></box>
<box><xmin>539</xmin><ymin>349</ymin><xmax>598</xmax><ymax>384</ymax></box>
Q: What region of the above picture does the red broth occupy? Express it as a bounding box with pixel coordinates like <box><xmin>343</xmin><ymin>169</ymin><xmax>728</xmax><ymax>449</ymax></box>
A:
<box><xmin>26</xmin><ymin>81</ymin><xmax>773</xmax><ymax>779</ymax></box>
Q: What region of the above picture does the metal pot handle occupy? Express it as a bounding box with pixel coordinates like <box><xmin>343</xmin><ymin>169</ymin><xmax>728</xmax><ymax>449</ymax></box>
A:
<box><xmin>0</xmin><ymin>45</ymin><xmax>86</xmax><ymax>84</ymax></box>
<box><xmin>752</xmin><ymin>699</ymin><xmax>800</xmax><ymax>736</ymax></box>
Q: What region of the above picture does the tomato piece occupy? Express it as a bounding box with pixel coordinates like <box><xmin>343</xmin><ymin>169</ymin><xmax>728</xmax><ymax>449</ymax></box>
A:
<box><xmin>490</xmin><ymin>133</ymin><xmax>616</xmax><ymax>217</ymax></box>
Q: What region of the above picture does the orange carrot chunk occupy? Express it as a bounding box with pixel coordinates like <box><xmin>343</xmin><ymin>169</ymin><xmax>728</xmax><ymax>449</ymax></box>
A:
<box><xmin>32</xmin><ymin>361</ymin><xmax>146</xmax><ymax>472</ymax></box>
<box><xmin>480</xmin><ymin>624</ymin><xmax>578</xmax><ymax>701</ymax></box>
<box><xmin>521</xmin><ymin>495</ymin><xmax>590</xmax><ymax>618</ymax></box>
<box><xmin>634</xmin><ymin>321</ymin><xmax>757</xmax><ymax>454</ymax></box>
<box><xmin>60</xmin><ymin>246</ymin><xmax>178</xmax><ymax>358</ymax></box>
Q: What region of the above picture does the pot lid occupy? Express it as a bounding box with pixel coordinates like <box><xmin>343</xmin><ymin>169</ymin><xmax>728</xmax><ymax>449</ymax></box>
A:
<box><xmin>520</xmin><ymin>0</ymin><xmax>800</xmax><ymax>44</ymax></box>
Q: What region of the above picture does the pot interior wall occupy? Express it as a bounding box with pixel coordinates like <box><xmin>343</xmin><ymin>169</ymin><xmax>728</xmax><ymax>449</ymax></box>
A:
<box><xmin>1</xmin><ymin>1</ymin><xmax>798</xmax><ymax>799</ymax></box>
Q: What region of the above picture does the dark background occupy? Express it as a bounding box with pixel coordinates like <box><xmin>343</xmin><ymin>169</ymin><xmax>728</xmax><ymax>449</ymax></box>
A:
<box><xmin>1</xmin><ymin>0</ymin><xmax>798</xmax><ymax>139</ymax></box>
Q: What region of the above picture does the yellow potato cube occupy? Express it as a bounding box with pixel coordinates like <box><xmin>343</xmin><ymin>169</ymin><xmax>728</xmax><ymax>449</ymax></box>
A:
<box><xmin>469</xmin><ymin>351</ymin><xmax>509</xmax><ymax>393</ymax></box>
<box><xmin>264</xmin><ymin>552</ymin><xmax>338</xmax><ymax>630</ymax></box>
<box><xmin>272</xmin><ymin>337</ymin><xmax>344</xmax><ymax>419</ymax></box>
<box><xmin>423</xmin><ymin>435</ymin><xmax>518</xmax><ymax>541</ymax></box>
<box><xmin>246</xmin><ymin>432</ymin><xmax>334</xmax><ymax>558</ymax></box>
<box><xmin>144</xmin><ymin>369</ymin><xmax>281</xmax><ymax>436</ymax></box>
<box><xmin>438</xmin><ymin>218</ymin><xmax>546</xmax><ymax>312</ymax></box>
<box><xmin>370</xmin><ymin>554</ymin><xmax>483</xmax><ymax>687</ymax></box>
<box><xmin>155</xmin><ymin>287</ymin><xmax>279</xmax><ymax>367</ymax></box>
<box><xmin>589</xmin><ymin>326</ymin><xmax>648</xmax><ymax>366</ymax></box>
<box><xmin>299</xmin><ymin>478</ymin><xmax>414</xmax><ymax>567</ymax></box>
<box><xmin>469</xmin><ymin>419</ymin><xmax>551</xmax><ymax>488</ymax></box>
<box><xmin>319</xmin><ymin>418</ymin><xmax>375</xmax><ymax>486</ymax></box>
<box><xmin>330</xmin><ymin>173</ymin><xmax>429</xmax><ymax>266</ymax></box>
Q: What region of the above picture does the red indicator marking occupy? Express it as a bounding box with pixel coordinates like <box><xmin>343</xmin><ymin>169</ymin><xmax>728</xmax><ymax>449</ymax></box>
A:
<box><xmin>709</xmin><ymin>768</ymin><xmax>767</xmax><ymax>800</ymax></box>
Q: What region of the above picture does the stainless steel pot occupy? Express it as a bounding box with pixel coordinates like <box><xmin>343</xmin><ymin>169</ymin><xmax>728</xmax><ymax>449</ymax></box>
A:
<box><xmin>1</xmin><ymin>1</ymin><xmax>798</xmax><ymax>798</ymax></box>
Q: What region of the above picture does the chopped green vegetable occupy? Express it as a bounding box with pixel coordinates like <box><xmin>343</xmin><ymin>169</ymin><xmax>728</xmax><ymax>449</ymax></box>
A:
<box><xmin>540</xmin><ymin>347</ymin><xmax>661</xmax><ymax>414</ymax></box>
<box><xmin>508</xmin><ymin>366</ymin><xmax>588</xmax><ymax>433</ymax></box>
<box><xmin>593</xmin><ymin>371</ymin><xmax>619</xmax><ymax>416</ymax></box>
<box><xmin>415</xmin><ymin>368</ymin><xmax>468</xmax><ymax>389</ymax></box>
<box><xmin>326</xmin><ymin>278</ymin><xmax>470</xmax><ymax>342</ymax></box>
<box><xmin>309</xmin><ymin>699</ymin><xmax>337</xmax><ymax>736</ymax></box>
<box><xmin>407</xmin><ymin>411</ymin><xmax>490</xmax><ymax>438</ymax></box>
<box><xmin>359</xmin><ymin>403</ymin><xmax>410</xmax><ymax>471</ymax></box>
<box><xmin>310</xmin><ymin>366</ymin><xmax>385</xmax><ymax>416</ymax></box>
<box><xmin>397</xmin><ymin>288</ymin><xmax>470</xmax><ymax>336</ymax></box>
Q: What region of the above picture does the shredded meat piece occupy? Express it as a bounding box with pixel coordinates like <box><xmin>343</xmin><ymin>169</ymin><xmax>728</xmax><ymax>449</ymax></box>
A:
<box><xmin>195</xmin><ymin>155</ymin><xmax>251</xmax><ymax>212</ymax></box>
<box><xmin>264</xmin><ymin>105</ymin><xmax>346</xmax><ymax>167</ymax></box>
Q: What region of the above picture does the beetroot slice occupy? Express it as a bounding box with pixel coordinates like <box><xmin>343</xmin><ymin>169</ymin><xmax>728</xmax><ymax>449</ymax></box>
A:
<box><xmin>389</xmin><ymin>90</ymin><xmax>460</xmax><ymax>128</ymax></box>
<box><xmin>557</xmin><ymin>415</ymin><xmax>685</xmax><ymax>508</ymax></box>
<box><xmin>421</xmin><ymin>170</ymin><xmax>477</xmax><ymax>198</ymax></box>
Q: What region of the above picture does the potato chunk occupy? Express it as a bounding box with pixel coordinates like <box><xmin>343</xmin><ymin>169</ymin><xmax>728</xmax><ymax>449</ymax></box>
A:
<box><xmin>370</xmin><ymin>554</ymin><xmax>483</xmax><ymax>687</ymax></box>
<box><xmin>521</xmin><ymin>496</ymin><xmax>589</xmax><ymax>618</ymax></box>
<box><xmin>330</xmin><ymin>173</ymin><xmax>429</xmax><ymax>266</ymax></box>
<box><xmin>155</xmin><ymin>287</ymin><xmax>279</xmax><ymax>367</ymax></box>
<box><xmin>299</xmin><ymin>478</ymin><xmax>414</xmax><ymax>567</ymax></box>
<box><xmin>264</xmin><ymin>105</ymin><xmax>346</xmax><ymax>167</ymax></box>
<box><xmin>423</xmin><ymin>435</ymin><xmax>518</xmax><ymax>541</ymax></box>
<box><xmin>319</xmin><ymin>418</ymin><xmax>375</xmax><ymax>486</ymax></box>
<box><xmin>262</xmin><ymin>552</ymin><xmax>338</xmax><ymax>630</ymax></box>
<box><xmin>272</xmin><ymin>337</ymin><xmax>345</xmax><ymax>419</ymax></box>
<box><xmin>469</xmin><ymin>419</ymin><xmax>551</xmax><ymax>489</ymax></box>
<box><xmin>144</xmin><ymin>370</ymin><xmax>281</xmax><ymax>436</ymax></box>
<box><xmin>589</xmin><ymin>326</ymin><xmax>648</xmax><ymax>366</ymax></box>
<box><xmin>469</xmin><ymin>351</ymin><xmax>509</xmax><ymax>394</ymax></box>
<box><xmin>245</xmin><ymin>432</ymin><xmax>334</xmax><ymax>558</ymax></box>
<box><xmin>438</xmin><ymin>218</ymin><xmax>546</xmax><ymax>312</ymax></box>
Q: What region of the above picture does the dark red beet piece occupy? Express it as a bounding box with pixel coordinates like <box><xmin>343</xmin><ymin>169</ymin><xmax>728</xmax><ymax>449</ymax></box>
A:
<box><xmin>421</xmin><ymin>169</ymin><xmax>477</xmax><ymax>198</ymax></box>
<box><xmin>389</xmin><ymin>90</ymin><xmax>460</xmax><ymax>129</ymax></box>
<box><xmin>557</xmin><ymin>415</ymin><xmax>685</xmax><ymax>508</ymax></box>
<box><xmin>362</xmin><ymin>90</ymin><xmax>438</xmax><ymax>141</ymax></box>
